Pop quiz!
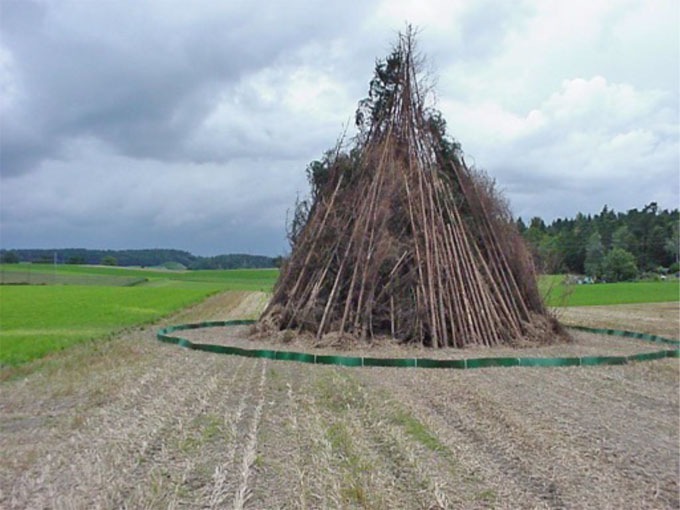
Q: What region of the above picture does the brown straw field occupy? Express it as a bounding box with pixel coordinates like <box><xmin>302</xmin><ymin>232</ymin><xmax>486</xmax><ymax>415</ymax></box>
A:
<box><xmin>1</xmin><ymin>293</ymin><xmax>678</xmax><ymax>509</ymax></box>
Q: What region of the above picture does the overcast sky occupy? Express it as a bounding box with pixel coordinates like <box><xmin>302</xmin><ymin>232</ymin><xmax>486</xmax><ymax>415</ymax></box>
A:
<box><xmin>1</xmin><ymin>0</ymin><xmax>678</xmax><ymax>256</ymax></box>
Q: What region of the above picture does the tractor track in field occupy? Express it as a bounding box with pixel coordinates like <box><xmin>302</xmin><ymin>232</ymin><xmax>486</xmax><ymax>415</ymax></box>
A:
<box><xmin>1</xmin><ymin>293</ymin><xmax>678</xmax><ymax>509</ymax></box>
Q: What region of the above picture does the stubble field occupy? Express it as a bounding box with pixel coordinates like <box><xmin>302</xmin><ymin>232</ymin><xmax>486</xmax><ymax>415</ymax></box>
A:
<box><xmin>1</xmin><ymin>292</ymin><xmax>678</xmax><ymax>509</ymax></box>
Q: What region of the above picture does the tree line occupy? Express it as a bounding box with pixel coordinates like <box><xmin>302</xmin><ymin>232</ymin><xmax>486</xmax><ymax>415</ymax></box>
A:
<box><xmin>0</xmin><ymin>248</ymin><xmax>279</xmax><ymax>270</ymax></box>
<box><xmin>518</xmin><ymin>202</ymin><xmax>679</xmax><ymax>280</ymax></box>
<box><xmin>3</xmin><ymin>202</ymin><xmax>676</xmax><ymax>280</ymax></box>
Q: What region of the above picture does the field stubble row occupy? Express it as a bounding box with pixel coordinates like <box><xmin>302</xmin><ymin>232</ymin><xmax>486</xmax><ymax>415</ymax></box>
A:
<box><xmin>1</xmin><ymin>291</ymin><xmax>678</xmax><ymax>508</ymax></box>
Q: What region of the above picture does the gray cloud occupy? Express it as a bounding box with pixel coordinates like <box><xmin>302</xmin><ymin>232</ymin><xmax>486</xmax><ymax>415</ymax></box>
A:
<box><xmin>1</xmin><ymin>0</ymin><xmax>677</xmax><ymax>256</ymax></box>
<box><xmin>1</xmin><ymin>0</ymin><xmax>375</xmax><ymax>175</ymax></box>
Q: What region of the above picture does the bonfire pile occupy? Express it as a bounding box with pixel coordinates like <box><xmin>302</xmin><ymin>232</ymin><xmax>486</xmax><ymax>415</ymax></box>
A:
<box><xmin>260</xmin><ymin>29</ymin><xmax>562</xmax><ymax>348</ymax></box>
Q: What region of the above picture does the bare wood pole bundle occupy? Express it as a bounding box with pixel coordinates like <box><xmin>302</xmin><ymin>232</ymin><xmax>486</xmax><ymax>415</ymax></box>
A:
<box><xmin>260</xmin><ymin>28</ymin><xmax>563</xmax><ymax>348</ymax></box>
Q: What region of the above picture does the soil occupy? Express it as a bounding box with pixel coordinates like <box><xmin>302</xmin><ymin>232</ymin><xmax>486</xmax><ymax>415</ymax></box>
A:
<box><xmin>1</xmin><ymin>294</ymin><xmax>678</xmax><ymax>509</ymax></box>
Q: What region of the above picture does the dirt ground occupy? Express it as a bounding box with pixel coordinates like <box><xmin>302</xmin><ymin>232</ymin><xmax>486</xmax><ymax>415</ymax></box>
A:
<box><xmin>1</xmin><ymin>293</ymin><xmax>678</xmax><ymax>509</ymax></box>
<box><xmin>558</xmin><ymin>302</ymin><xmax>680</xmax><ymax>339</ymax></box>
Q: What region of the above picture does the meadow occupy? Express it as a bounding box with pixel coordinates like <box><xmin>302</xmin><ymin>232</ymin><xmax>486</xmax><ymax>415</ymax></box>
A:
<box><xmin>540</xmin><ymin>274</ymin><xmax>680</xmax><ymax>307</ymax></box>
<box><xmin>0</xmin><ymin>265</ymin><xmax>278</xmax><ymax>366</ymax></box>
<box><xmin>0</xmin><ymin>263</ymin><xmax>278</xmax><ymax>290</ymax></box>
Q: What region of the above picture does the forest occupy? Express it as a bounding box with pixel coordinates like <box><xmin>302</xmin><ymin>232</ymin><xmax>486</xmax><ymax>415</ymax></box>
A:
<box><xmin>518</xmin><ymin>202</ymin><xmax>679</xmax><ymax>280</ymax></box>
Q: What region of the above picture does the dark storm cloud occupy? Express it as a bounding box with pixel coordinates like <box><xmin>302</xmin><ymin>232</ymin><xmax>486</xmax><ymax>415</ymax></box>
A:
<box><xmin>0</xmin><ymin>0</ymin><xmax>375</xmax><ymax>177</ymax></box>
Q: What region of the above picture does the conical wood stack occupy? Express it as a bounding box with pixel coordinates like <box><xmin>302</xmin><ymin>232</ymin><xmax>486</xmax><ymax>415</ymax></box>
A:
<box><xmin>260</xmin><ymin>29</ymin><xmax>563</xmax><ymax>348</ymax></box>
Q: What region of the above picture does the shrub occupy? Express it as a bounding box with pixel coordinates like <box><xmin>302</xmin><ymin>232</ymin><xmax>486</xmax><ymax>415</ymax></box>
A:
<box><xmin>101</xmin><ymin>256</ymin><xmax>118</xmax><ymax>266</ymax></box>
<box><xmin>602</xmin><ymin>248</ymin><xmax>638</xmax><ymax>282</ymax></box>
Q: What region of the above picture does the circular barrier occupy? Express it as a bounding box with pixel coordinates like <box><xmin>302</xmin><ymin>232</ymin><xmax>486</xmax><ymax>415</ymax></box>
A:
<box><xmin>156</xmin><ymin>320</ymin><xmax>679</xmax><ymax>369</ymax></box>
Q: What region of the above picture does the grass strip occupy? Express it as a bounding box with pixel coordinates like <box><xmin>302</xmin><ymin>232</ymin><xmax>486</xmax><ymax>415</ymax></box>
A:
<box><xmin>0</xmin><ymin>286</ymin><xmax>218</xmax><ymax>366</ymax></box>
<box><xmin>540</xmin><ymin>276</ymin><xmax>679</xmax><ymax>307</ymax></box>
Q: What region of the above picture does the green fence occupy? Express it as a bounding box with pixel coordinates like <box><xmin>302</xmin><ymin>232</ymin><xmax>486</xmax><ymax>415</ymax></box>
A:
<box><xmin>157</xmin><ymin>321</ymin><xmax>679</xmax><ymax>369</ymax></box>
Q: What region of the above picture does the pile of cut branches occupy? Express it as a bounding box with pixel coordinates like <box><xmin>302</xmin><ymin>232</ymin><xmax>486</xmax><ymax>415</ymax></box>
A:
<box><xmin>260</xmin><ymin>28</ymin><xmax>564</xmax><ymax>348</ymax></box>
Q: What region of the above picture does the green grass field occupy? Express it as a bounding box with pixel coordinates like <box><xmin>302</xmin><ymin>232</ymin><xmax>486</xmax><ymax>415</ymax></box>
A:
<box><xmin>0</xmin><ymin>286</ymin><xmax>217</xmax><ymax>365</ymax></box>
<box><xmin>0</xmin><ymin>265</ymin><xmax>279</xmax><ymax>366</ymax></box>
<box><xmin>0</xmin><ymin>264</ymin><xmax>278</xmax><ymax>290</ymax></box>
<box><xmin>540</xmin><ymin>275</ymin><xmax>680</xmax><ymax>307</ymax></box>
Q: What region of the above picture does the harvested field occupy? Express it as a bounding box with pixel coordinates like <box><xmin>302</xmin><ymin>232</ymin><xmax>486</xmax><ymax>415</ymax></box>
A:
<box><xmin>1</xmin><ymin>293</ymin><xmax>678</xmax><ymax>509</ymax></box>
<box><xmin>558</xmin><ymin>302</ymin><xmax>680</xmax><ymax>339</ymax></box>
